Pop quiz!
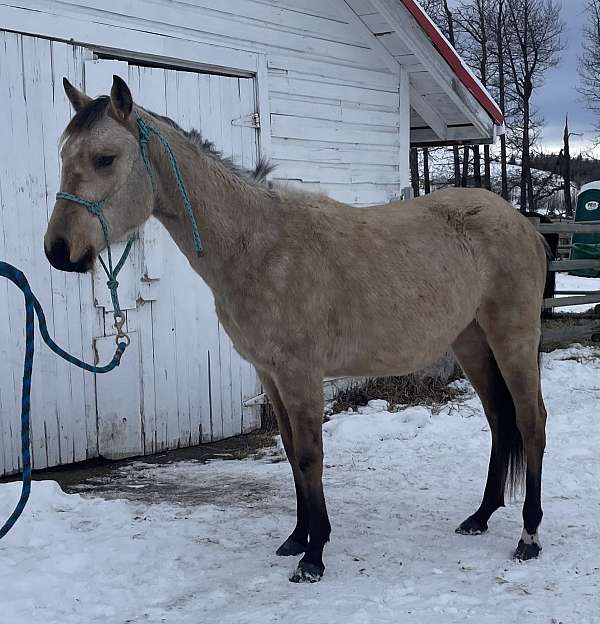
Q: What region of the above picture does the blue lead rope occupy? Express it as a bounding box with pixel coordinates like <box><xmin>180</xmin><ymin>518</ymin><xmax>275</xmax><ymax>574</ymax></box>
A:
<box><xmin>0</xmin><ymin>262</ymin><xmax>128</xmax><ymax>540</ymax></box>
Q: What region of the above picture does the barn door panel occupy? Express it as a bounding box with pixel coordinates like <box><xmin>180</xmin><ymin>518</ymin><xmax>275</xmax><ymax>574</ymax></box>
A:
<box><xmin>132</xmin><ymin>66</ymin><xmax>262</xmax><ymax>446</ymax></box>
<box><xmin>95</xmin><ymin>332</ymin><xmax>142</xmax><ymax>459</ymax></box>
<box><xmin>127</xmin><ymin>64</ymin><xmax>182</xmax><ymax>452</ymax></box>
<box><xmin>83</xmin><ymin>58</ymin><xmax>145</xmax><ymax>458</ymax></box>
<box><xmin>0</xmin><ymin>31</ymin><xmax>99</xmax><ymax>476</ymax></box>
<box><xmin>162</xmin><ymin>68</ymin><xmax>211</xmax><ymax>448</ymax></box>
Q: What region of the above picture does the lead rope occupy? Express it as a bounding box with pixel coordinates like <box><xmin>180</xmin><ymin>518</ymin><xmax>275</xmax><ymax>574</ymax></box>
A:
<box><xmin>0</xmin><ymin>197</ymin><xmax>131</xmax><ymax>539</ymax></box>
<box><xmin>0</xmin><ymin>261</ymin><xmax>128</xmax><ymax>539</ymax></box>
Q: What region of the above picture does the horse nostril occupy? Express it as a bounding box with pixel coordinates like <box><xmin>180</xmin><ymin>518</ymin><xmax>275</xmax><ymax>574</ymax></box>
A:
<box><xmin>45</xmin><ymin>238</ymin><xmax>72</xmax><ymax>271</ymax></box>
<box><xmin>45</xmin><ymin>239</ymin><xmax>94</xmax><ymax>273</ymax></box>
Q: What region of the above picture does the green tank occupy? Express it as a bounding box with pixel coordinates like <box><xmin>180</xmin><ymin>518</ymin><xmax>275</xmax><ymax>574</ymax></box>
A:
<box><xmin>570</xmin><ymin>181</ymin><xmax>600</xmax><ymax>277</ymax></box>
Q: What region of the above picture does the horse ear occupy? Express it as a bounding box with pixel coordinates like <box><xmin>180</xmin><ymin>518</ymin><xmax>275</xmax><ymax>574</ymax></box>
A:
<box><xmin>63</xmin><ymin>77</ymin><xmax>92</xmax><ymax>112</ymax></box>
<box><xmin>110</xmin><ymin>75</ymin><xmax>133</xmax><ymax>122</ymax></box>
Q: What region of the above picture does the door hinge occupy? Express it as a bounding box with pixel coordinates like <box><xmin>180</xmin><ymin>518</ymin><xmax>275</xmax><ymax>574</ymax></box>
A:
<box><xmin>232</xmin><ymin>112</ymin><xmax>260</xmax><ymax>128</ymax></box>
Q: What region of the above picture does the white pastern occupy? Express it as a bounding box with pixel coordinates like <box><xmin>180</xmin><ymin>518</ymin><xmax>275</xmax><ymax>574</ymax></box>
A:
<box><xmin>520</xmin><ymin>528</ymin><xmax>542</xmax><ymax>548</ymax></box>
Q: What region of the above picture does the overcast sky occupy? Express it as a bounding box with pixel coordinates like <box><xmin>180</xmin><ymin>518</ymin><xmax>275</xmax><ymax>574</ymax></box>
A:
<box><xmin>536</xmin><ymin>0</ymin><xmax>596</xmax><ymax>154</ymax></box>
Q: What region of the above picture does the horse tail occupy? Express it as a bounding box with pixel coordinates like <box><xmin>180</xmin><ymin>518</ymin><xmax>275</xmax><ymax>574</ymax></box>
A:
<box><xmin>491</xmin><ymin>352</ymin><xmax>526</xmax><ymax>497</ymax></box>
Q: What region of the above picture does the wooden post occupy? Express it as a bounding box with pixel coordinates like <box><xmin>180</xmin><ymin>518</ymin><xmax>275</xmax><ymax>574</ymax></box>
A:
<box><xmin>410</xmin><ymin>148</ymin><xmax>420</xmax><ymax>197</ymax></box>
<box><xmin>423</xmin><ymin>147</ymin><xmax>431</xmax><ymax>194</ymax></box>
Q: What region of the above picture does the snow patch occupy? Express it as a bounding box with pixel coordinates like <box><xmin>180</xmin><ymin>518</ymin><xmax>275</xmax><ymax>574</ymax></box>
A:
<box><xmin>554</xmin><ymin>273</ymin><xmax>600</xmax><ymax>312</ymax></box>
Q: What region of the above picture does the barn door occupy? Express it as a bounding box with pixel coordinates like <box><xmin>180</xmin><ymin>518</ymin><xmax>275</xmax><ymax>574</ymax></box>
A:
<box><xmin>84</xmin><ymin>58</ymin><xmax>262</xmax><ymax>457</ymax></box>
<box><xmin>0</xmin><ymin>34</ymin><xmax>262</xmax><ymax>476</ymax></box>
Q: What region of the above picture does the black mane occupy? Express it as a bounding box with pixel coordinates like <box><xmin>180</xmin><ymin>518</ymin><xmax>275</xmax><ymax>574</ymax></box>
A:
<box><xmin>146</xmin><ymin>110</ymin><xmax>275</xmax><ymax>185</ymax></box>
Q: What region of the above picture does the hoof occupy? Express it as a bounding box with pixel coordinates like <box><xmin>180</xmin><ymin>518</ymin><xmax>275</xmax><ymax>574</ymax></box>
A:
<box><xmin>276</xmin><ymin>537</ymin><xmax>307</xmax><ymax>557</ymax></box>
<box><xmin>289</xmin><ymin>561</ymin><xmax>324</xmax><ymax>583</ymax></box>
<box><xmin>455</xmin><ymin>515</ymin><xmax>488</xmax><ymax>535</ymax></box>
<box><xmin>514</xmin><ymin>539</ymin><xmax>541</xmax><ymax>561</ymax></box>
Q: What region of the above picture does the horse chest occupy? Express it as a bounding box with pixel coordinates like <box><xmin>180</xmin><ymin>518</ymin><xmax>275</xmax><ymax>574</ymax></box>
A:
<box><xmin>213</xmin><ymin>298</ymin><xmax>273</xmax><ymax>367</ymax></box>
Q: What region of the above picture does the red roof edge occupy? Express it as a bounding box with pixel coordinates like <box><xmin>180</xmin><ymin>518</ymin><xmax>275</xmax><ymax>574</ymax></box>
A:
<box><xmin>401</xmin><ymin>0</ymin><xmax>504</xmax><ymax>126</ymax></box>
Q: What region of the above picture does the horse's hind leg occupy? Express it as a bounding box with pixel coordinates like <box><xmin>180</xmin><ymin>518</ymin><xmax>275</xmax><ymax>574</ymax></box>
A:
<box><xmin>480</xmin><ymin>318</ymin><xmax>547</xmax><ymax>560</ymax></box>
<box><xmin>258</xmin><ymin>371</ymin><xmax>309</xmax><ymax>556</ymax></box>
<box><xmin>452</xmin><ymin>321</ymin><xmax>524</xmax><ymax>535</ymax></box>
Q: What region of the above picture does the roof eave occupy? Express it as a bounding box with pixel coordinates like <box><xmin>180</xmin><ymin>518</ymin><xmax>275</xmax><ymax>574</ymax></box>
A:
<box><xmin>367</xmin><ymin>0</ymin><xmax>503</xmax><ymax>143</ymax></box>
<box><xmin>398</xmin><ymin>0</ymin><xmax>504</xmax><ymax>126</ymax></box>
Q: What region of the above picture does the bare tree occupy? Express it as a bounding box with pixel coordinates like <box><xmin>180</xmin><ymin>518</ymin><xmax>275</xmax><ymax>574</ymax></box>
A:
<box><xmin>495</xmin><ymin>0</ymin><xmax>510</xmax><ymax>199</ymax></box>
<box><xmin>578</xmin><ymin>0</ymin><xmax>600</xmax><ymax>134</ymax></box>
<box><xmin>504</xmin><ymin>0</ymin><xmax>564</xmax><ymax>212</ymax></box>
<box><xmin>455</xmin><ymin>0</ymin><xmax>497</xmax><ymax>189</ymax></box>
<box><xmin>562</xmin><ymin>117</ymin><xmax>573</xmax><ymax>217</ymax></box>
<box><xmin>421</xmin><ymin>0</ymin><xmax>463</xmax><ymax>186</ymax></box>
<box><xmin>443</xmin><ymin>0</ymin><xmax>465</xmax><ymax>187</ymax></box>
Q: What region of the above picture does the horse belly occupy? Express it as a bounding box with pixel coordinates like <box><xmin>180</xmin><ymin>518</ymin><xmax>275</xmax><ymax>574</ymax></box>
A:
<box><xmin>325</xmin><ymin>273</ymin><xmax>480</xmax><ymax>378</ymax></box>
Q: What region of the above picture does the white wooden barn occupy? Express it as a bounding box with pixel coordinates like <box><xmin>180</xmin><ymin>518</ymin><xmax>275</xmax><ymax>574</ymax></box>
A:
<box><xmin>0</xmin><ymin>0</ymin><xmax>503</xmax><ymax>475</ymax></box>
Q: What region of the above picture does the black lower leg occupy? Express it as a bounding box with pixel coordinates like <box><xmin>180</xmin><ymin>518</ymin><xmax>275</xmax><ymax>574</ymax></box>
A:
<box><xmin>457</xmin><ymin>444</ymin><xmax>507</xmax><ymax>535</ymax></box>
<box><xmin>258</xmin><ymin>372</ymin><xmax>311</xmax><ymax>558</ymax></box>
<box><xmin>290</xmin><ymin>489</ymin><xmax>331</xmax><ymax>583</ymax></box>
<box><xmin>289</xmin><ymin>449</ymin><xmax>330</xmax><ymax>583</ymax></box>
<box><xmin>277</xmin><ymin>483</ymin><xmax>310</xmax><ymax>556</ymax></box>
<box><xmin>273</xmin><ymin>375</ymin><xmax>329</xmax><ymax>582</ymax></box>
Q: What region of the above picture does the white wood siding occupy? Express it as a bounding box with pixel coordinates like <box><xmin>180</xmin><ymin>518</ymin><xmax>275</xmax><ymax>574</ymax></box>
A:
<box><xmin>0</xmin><ymin>0</ymin><xmax>409</xmax><ymax>202</ymax></box>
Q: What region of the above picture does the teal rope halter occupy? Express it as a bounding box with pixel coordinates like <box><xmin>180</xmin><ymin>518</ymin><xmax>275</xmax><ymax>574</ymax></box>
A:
<box><xmin>54</xmin><ymin>192</ymin><xmax>134</xmax><ymax>341</ymax></box>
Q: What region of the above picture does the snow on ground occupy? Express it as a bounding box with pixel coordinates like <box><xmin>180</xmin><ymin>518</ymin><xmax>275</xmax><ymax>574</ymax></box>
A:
<box><xmin>1</xmin><ymin>347</ymin><xmax>600</xmax><ymax>623</ymax></box>
<box><xmin>555</xmin><ymin>273</ymin><xmax>600</xmax><ymax>313</ymax></box>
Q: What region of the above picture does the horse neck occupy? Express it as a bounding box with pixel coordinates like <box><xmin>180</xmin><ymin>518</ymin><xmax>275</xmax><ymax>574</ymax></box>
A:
<box><xmin>142</xmin><ymin>114</ymin><xmax>275</xmax><ymax>290</ymax></box>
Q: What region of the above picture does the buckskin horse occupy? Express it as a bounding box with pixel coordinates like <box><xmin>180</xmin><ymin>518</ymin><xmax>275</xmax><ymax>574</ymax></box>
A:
<box><xmin>44</xmin><ymin>77</ymin><xmax>548</xmax><ymax>583</ymax></box>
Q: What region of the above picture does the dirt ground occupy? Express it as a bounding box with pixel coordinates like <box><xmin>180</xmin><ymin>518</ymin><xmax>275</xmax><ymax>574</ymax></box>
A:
<box><xmin>0</xmin><ymin>429</ymin><xmax>278</xmax><ymax>504</ymax></box>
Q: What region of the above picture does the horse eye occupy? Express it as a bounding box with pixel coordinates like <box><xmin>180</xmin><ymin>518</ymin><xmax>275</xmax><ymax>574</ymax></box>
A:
<box><xmin>95</xmin><ymin>155</ymin><xmax>115</xmax><ymax>168</ymax></box>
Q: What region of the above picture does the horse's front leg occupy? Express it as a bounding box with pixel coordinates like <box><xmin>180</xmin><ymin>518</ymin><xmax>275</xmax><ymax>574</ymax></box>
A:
<box><xmin>275</xmin><ymin>372</ymin><xmax>330</xmax><ymax>583</ymax></box>
<box><xmin>258</xmin><ymin>371</ymin><xmax>309</xmax><ymax>556</ymax></box>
